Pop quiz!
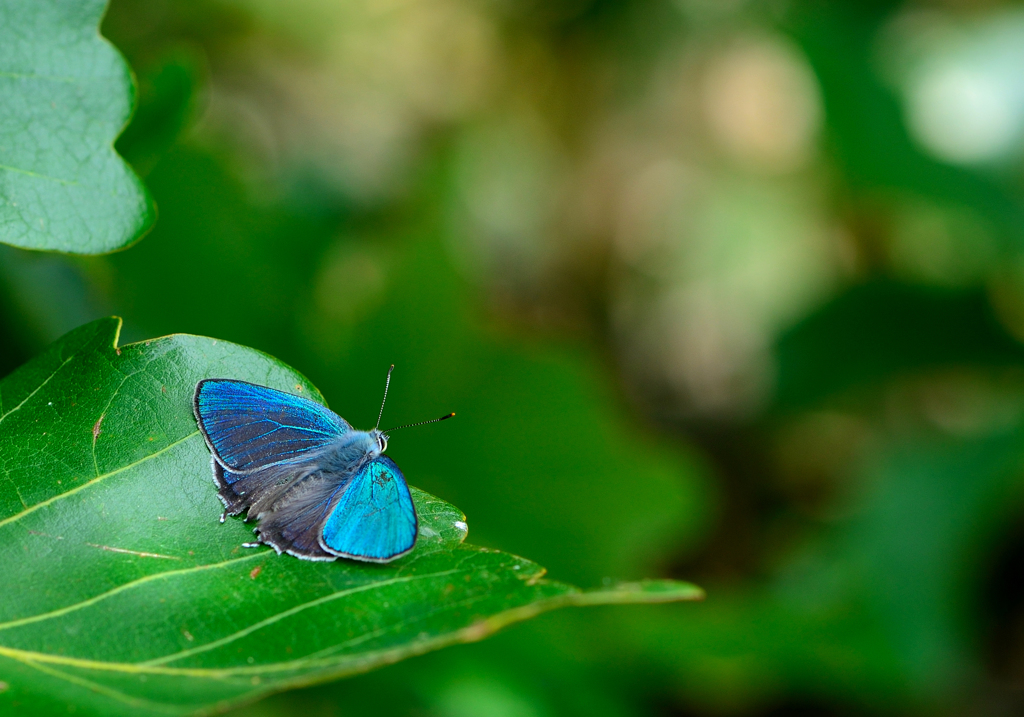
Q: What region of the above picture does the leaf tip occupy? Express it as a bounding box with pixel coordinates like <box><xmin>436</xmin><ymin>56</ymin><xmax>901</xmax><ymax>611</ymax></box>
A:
<box><xmin>576</xmin><ymin>579</ymin><xmax>705</xmax><ymax>605</ymax></box>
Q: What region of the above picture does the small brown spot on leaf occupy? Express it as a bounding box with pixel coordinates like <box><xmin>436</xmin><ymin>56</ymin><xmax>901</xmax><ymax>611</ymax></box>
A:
<box><xmin>92</xmin><ymin>415</ymin><xmax>103</xmax><ymax>443</ymax></box>
<box><xmin>250</xmin><ymin>566</ymin><xmax>262</xmax><ymax>580</ymax></box>
<box><xmin>183</xmin><ymin>629</ymin><xmax>194</xmax><ymax>642</ymax></box>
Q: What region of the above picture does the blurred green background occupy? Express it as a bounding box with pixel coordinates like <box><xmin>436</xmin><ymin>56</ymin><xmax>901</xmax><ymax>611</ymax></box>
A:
<box><xmin>5</xmin><ymin>0</ymin><xmax>1024</xmax><ymax>714</ymax></box>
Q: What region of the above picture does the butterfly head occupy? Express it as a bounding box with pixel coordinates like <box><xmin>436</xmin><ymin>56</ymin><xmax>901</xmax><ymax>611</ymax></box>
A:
<box><xmin>370</xmin><ymin>429</ymin><xmax>389</xmax><ymax>454</ymax></box>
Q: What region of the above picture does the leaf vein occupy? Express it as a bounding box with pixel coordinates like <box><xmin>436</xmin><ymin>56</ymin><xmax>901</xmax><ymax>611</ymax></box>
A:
<box><xmin>91</xmin><ymin>368</ymin><xmax>136</xmax><ymax>477</ymax></box>
<box><xmin>0</xmin><ymin>466</ymin><xmax>27</xmax><ymax>510</ymax></box>
<box><xmin>296</xmin><ymin>592</ymin><xmax>490</xmax><ymax>666</ymax></box>
<box><xmin>0</xmin><ymin>581</ymin><xmax>591</xmax><ymax>681</ymax></box>
<box><xmin>0</xmin><ymin>552</ymin><xmax>265</xmax><ymax>632</ymax></box>
<box><xmin>0</xmin><ymin>69</ymin><xmax>79</xmax><ymax>82</ymax></box>
<box><xmin>0</xmin><ymin>431</ymin><xmax>199</xmax><ymax>530</ymax></box>
<box><xmin>0</xmin><ymin>354</ymin><xmax>74</xmax><ymax>427</ymax></box>
<box><xmin>6</xmin><ymin>653</ymin><xmax>185</xmax><ymax>714</ymax></box>
<box><xmin>0</xmin><ymin>163</ymin><xmax>78</xmax><ymax>186</ymax></box>
<box><xmin>140</xmin><ymin>568</ymin><xmax>466</xmax><ymax>667</ymax></box>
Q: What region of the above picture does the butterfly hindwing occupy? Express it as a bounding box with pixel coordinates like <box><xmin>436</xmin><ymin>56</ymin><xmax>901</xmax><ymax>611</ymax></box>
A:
<box><xmin>212</xmin><ymin>459</ymin><xmax>323</xmax><ymax>522</ymax></box>
<box><xmin>320</xmin><ymin>456</ymin><xmax>418</xmax><ymax>562</ymax></box>
<box><xmin>194</xmin><ymin>379</ymin><xmax>351</xmax><ymax>473</ymax></box>
<box><xmin>250</xmin><ymin>470</ymin><xmax>354</xmax><ymax>561</ymax></box>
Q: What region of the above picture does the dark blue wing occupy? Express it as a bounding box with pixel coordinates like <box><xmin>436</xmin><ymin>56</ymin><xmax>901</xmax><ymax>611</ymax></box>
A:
<box><xmin>320</xmin><ymin>456</ymin><xmax>418</xmax><ymax>562</ymax></box>
<box><xmin>194</xmin><ymin>379</ymin><xmax>351</xmax><ymax>473</ymax></box>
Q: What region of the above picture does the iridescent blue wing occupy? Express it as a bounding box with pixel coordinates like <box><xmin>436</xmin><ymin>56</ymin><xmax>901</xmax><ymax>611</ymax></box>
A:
<box><xmin>194</xmin><ymin>379</ymin><xmax>351</xmax><ymax>473</ymax></box>
<box><xmin>320</xmin><ymin>456</ymin><xmax>418</xmax><ymax>563</ymax></box>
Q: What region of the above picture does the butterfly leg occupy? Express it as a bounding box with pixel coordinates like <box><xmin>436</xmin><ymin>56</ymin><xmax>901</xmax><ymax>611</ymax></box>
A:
<box><xmin>220</xmin><ymin>509</ymin><xmax>227</xmax><ymax>524</ymax></box>
<box><xmin>242</xmin><ymin>542</ymin><xmax>261</xmax><ymax>548</ymax></box>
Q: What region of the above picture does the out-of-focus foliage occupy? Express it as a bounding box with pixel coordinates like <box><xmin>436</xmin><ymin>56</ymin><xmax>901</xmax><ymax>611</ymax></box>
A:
<box><xmin>4</xmin><ymin>0</ymin><xmax>1024</xmax><ymax>714</ymax></box>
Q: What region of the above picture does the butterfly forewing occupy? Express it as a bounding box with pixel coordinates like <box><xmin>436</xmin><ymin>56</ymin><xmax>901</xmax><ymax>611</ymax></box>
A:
<box><xmin>194</xmin><ymin>379</ymin><xmax>351</xmax><ymax>472</ymax></box>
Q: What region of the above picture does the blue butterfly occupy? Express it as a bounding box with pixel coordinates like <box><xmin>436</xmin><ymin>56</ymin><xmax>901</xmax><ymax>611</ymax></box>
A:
<box><xmin>193</xmin><ymin>368</ymin><xmax>453</xmax><ymax>563</ymax></box>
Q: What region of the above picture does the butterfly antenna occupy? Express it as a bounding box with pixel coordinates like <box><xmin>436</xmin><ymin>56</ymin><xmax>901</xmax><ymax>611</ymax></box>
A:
<box><xmin>376</xmin><ymin>364</ymin><xmax>394</xmax><ymax>431</ymax></box>
<box><xmin>383</xmin><ymin>413</ymin><xmax>455</xmax><ymax>434</ymax></box>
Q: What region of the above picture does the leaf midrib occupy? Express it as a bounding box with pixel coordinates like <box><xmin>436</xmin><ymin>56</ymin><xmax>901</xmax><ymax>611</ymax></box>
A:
<box><xmin>0</xmin><ymin>566</ymin><xmax>484</xmax><ymax>677</ymax></box>
<box><xmin>0</xmin><ymin>582</ymin><xmax>694</xmax><ymax>685</ymax></box>
<box><xmin>4</xmin><ymin>591</ymin><xmax>530</xmax><ymax>717</ymax></box>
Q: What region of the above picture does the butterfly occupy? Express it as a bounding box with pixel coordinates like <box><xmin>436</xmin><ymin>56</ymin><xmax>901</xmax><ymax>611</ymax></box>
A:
<box><xmin>192</xmin><ymin>367</ymin><xmax>453</xmax><ymax>563</ymax></box>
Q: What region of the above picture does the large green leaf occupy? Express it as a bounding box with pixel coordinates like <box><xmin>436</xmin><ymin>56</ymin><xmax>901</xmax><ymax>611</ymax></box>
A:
<box><xmin>0</xmin><ymin>0</ymin><xmax>154</xmax><ymax>254</ymax></box>
<box><xmin>0</xmin><ymin>318</ymin><xmax>702</xmax><ymax>716</ymax></box>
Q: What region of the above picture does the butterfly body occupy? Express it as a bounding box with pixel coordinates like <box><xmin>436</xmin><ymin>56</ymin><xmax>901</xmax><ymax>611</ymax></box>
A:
<box><xmin>193</xmin><ymin>379</ymin><xmax>417</xmax><ymax>563</ymax></box>
<box><xmin>317</xmin><ymin>430</ymin><xmax>386</xmax><ymax>473</ymax></box>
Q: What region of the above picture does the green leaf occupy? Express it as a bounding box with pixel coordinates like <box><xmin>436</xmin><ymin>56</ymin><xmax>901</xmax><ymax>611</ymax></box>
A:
<box><xmin>0</xmin><ymin>0</ymin><xmax>154</xmax><ymax>254</ymax></box>
<box><xmin>0</xmin><ymin>318</ymin><xmax>702</xmax><ymax>717</ymax></box>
